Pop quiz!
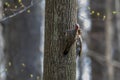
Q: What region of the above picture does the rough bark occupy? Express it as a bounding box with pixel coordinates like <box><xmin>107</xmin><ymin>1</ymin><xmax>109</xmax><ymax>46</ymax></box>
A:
<box><xmin>43</xmin><ymin>0</ymin><xmax>77</xmax><ymax>80</ymax></box>
<box><xmin>2</xmin><ymin>0</ymin><xmax>43</xmax><ymax>80</ymax></box>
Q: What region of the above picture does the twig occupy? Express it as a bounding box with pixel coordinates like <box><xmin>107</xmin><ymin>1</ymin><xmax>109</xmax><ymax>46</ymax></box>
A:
<box><xmin>0</xmin><ymin>0</ymin><xmax>40</xmax><ymax>23</ymax></box>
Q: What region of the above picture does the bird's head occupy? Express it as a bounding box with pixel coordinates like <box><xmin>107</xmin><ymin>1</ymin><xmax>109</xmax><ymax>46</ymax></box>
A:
<box><xmin>75</xmin><ymin>23</ymin><xmax>80</xmax><ymax>30</ymax></box>
<box><xmin>75</xmin><ymin>23</ymin><xmax>81</xmax><ymax>35</ymax></box>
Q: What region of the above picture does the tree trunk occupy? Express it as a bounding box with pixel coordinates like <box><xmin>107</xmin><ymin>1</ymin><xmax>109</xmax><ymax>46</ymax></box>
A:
<box><xmin>43</xmin><ymin>0</ymin><xmax>77</xmax><ymax>80</ymax></box>
<box><xmin>2</xmin><ymin>0</ymin><xmax>43</xmax><ymax>80</ymax></box>
<box><xmin>89</xmin><ymin>0</ymin><xmax>107</xmax><ymax>80</ymax></box>
<box><xmin>0</xmin><ymin>0</ymin><xmax>6</xmax><ymax>80</ymax></box>
<box><xmin>105</xmin><ymin>0</ymin><xmax>114</xmax><ymax>80</ymax></box>
<box><xmin>114</xmin><ymin>0</ymin><xmax>120</xmax><ymax>80</ymax></box>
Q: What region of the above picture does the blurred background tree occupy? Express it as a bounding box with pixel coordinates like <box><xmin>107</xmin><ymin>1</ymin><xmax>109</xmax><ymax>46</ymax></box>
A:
<box><xmin>0</xmin><ymin>0</ymin><xmax>120</xmax><ymax>80</ymax></box>
<box><xmin>0</xmin><ymin>0</ymin><xmax>44</xmax><ymax>80</ymax></box>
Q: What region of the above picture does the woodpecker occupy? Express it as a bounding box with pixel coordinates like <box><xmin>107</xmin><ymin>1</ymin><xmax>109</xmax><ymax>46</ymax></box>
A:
<box><xmin>63</xmin><ymin>23</ymin><xmax>82</xmax><ymax>56</ymax></box>
<box><xmin>76</xmin><ymin>28</ymin><xmax>82</xmax><ymax>56</ymax></box>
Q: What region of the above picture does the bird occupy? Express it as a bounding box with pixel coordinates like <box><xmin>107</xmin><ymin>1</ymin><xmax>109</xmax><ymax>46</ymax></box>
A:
<box><xmin>76</xmin><ymin>30</ymin><xmax>82</xmax><ymax>56</ymax></box>
<box><xmin>63</xmin><ymin>23</ymin><xmax>82</xmax><ymax>56</ymax></box>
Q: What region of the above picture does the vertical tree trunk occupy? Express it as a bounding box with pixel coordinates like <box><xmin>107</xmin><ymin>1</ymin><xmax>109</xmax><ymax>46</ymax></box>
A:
<box><xmin>89</xmin><ymin>0</ymin><xmax>107</xmax><ymax>80</ymax></box>
<box><xmin>2</xmin><ymin>0</ymin><xmax>43</xmax><ymax>80</ymax></box>
<box><xmin>0</xmin><ymin>0</ymin><xmax>6</xmax><ymax>80</ymax></box>
<box><xmin>115</xmin><ymin>0</ymin><xmax>120</xmax><ymax>53</ymax></box>
<box><xmin>105</xmin><ymin>0</ymin><xmax>114</xmax><ymax>80</ymax></box>
<box><xmin>114</xmin><ymin>0</ymin><xmax>120</xmax><ymax>80</ymax></box>
<box><xmin>43</xmin><ymin>0</ymin><xmax>77</xmax><ymax>80</ymax></box>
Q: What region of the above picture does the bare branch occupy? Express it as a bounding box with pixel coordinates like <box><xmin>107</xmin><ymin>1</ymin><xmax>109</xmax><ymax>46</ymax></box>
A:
<box><xmin>0</xmin><ymin>0</ymin><xmax>40</xmax><ymax>23</ymax></box>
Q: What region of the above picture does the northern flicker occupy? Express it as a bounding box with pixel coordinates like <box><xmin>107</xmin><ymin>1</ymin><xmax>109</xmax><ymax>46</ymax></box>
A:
<box><xmin>76</xmin><ymin>28</ymin><xmax>82</xmax><ymax>56</ymax></box>
<box><xmin>63</xmin><ymin>23</ymin><xmax>82</xmax><ymax>56</ymax></box>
